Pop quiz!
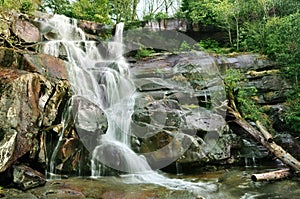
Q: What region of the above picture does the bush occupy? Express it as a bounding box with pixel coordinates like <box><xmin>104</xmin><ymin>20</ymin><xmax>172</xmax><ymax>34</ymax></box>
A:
<box><xmin>20</xmin><ymin>1</ymin><xmax>34</xmax><ymax>14</ymax></box>
<box><xmin>285</xmin><ymin>92</ymin><xmax>300</xmax><ymax>133</ymax></box>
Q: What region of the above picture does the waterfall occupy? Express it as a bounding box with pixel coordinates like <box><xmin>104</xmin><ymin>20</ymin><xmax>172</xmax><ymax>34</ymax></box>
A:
<box><xmin>40</xmin><ymin>15</ymin><xmax>151</xmax><ymax>176</ymax></box>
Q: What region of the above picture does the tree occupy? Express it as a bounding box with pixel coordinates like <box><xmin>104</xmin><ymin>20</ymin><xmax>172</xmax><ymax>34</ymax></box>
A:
<box><xmin>214</xmin><ymin>0</ymin><xmax>234</xmax><ymax>46</ymax></box>
<box><xmin>131</xmin><ymin>0</ymin><xmax>140</xmax><ymax>21</ymax></box>
<box><xmin>41</xmin><ymin>0</ymin><xmax>71</xmax><ymax>15</ymax></box>
<box><xmin>70</xmin><ymin>0</ymin><xmax>110</xmax><ymax>23</ymax></box>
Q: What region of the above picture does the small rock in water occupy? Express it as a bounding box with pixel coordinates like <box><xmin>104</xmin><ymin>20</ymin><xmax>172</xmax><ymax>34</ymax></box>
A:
<box><xmin>12</xmin><ymin>164</ymin><xmax>46</xmax><ymax>191</ymax></box>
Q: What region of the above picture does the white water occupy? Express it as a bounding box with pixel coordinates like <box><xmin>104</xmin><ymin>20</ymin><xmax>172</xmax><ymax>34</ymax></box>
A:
<box><xmin>40</xmin><ymin>15</ymin><xmax>152</xmax><ymax>176</ymax></box>
<box><xmin>39</xmin><ymin>15</ymin><xmax>217</xmax><ymax>196</ymax></box>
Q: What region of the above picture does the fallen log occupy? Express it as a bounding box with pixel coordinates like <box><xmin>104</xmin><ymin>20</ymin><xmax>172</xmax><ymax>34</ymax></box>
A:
<box><xmin>251</xmin><ymin>168</ymin><xmax>292</xmax><ymax>182</ymax></box>
<box><xmin>227</xmin><ymin>107</ymin><xmax>300</xmax><ymax>174</ymax></box>
<box><xmin>256</xmin><ymin>121</ymin><xmax>273</xmax><ymax>143</ymax></box>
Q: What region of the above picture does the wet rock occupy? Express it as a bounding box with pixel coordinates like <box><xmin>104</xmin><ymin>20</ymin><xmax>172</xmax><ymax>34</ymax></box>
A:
<box><xmin>132</xmin><ymin>98</ymin><xmax>185</xmax><ymax>133</ymax></box>
<box><xmin>0</xmin><ymin>68</ymin><xmax>70</xmax><ymax>173</ymax></box>
<box><xmin>47</xmin><ymin>96</ymin><xmax>108</xmax><ymax>176</ymax></box>
<box><xmin>11</xmin><ymin>18</ymin><xmax>41</xmax><ymax>43</ymax></box>
<box><xmin>130</xmin><ymin>52</ymin><xmax>230</xmax><ymax>168</ymax></box>
<box><xmin>27</xmin><ymin>178</ymin><xmax>200</xmax><ymax>199</ymax></box>
<box><xmin>13</xmin><ymin>165</ymin><xmax>46</xmax><ymax>190</ymax></box>
<box><xmin>72</xmin><ymin>96</ymin><xmax>108</xmax><ymax>152</ymax></box>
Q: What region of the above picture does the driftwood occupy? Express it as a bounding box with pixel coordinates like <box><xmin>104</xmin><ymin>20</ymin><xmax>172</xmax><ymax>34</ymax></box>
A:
<box><xmin>251</xmin><ymin>168</ymin><xmax>292</xmax><ymax>182</ymax></box>
<box><xmin>226</xmin><ymin>100</ymin><xmax>300</xmax><ymax>181</ymax></box>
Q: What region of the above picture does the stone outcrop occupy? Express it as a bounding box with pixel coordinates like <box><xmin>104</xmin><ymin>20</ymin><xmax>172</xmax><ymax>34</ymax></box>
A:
<box><xmin>217</xmin><ymin>54</ymin><xmax>291</xmax><ymax>104</ymax></box>
<box><xmin>0</xmin><ymin>67</ymin><xmax>70</xmax><ymax>173</ymax></box>
<box><xmin>130</xmin><ymin>52</ymin><xmax>238</xmax><ymax>168</ymax></box>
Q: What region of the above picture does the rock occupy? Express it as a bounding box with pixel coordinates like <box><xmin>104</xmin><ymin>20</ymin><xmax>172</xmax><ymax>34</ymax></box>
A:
<box><xmin>246</xmin><ymin>75</ymin><xmax>291</xmax><ymax>104</ymax></box>
<box><xmin>46</xmin><ymin>96</ymin><xmax>108</xmax><ymax>176</ymax></box>
<box><xmin>274</xmin><ymin>133</ymin><xmax>300</xmax><ymax>160</ymax></box>
<box><xmin>13</xmin><ymin>165</ymin><xmax>46</xmax><ymax>190</ymax></box>
<box><xmin>0</xmin><ymin>48</ymin><xmax>69</xmax><ymax>79</ymax></box>
<box><xmin>22</xmin><ymin>53</ymin><xmax>69</xmax><ymax>79</ymax></box>
<box><xmin>219</xmin><ymin>54</ymin><xmax>275</xmax><ymax>72</ymax></box>
<box><xmin>130</xmin><ymin>52</ymin><xmax>231</xmax><ymax>168</ymax></box>
<box><xmin>0</xmin><ymin>19</ymin><xmax>10</xmax><ymax>39</ymax></box>
<box><xmin>132</xmin><ymin>98</ymin><xmax>185</xmax><ymax>133</ymax></box>
<box><xmin>78</xmin><ymin>20</ymin><xmax>107</xmax><ymax>35</ymax></box>
<box><xmin>247</xmin><ymin>75</ymin><xmax>291</xmax><ymax>92</ymax></box>
<box><xmin>267</xmin><ymin>105</ymin><xmax>287</xmax><ymax>132</ymax></box>
<box><xmin>0</xmin><ymin>47</ymin><xmax>23</xmax><ymax>68</ymax></box>
<box><xmin>0</xmin><ymin>68</ymin><xmax>70</xmax><ymax>173</ymax></box>
<box><xmin>72</xmin><ymin>96</ymin><xmax>108</xmax><ymax>152</ymax></box>
<box><xmin>11</xmin><ymin>18</ymin><xmax>41</xmax><ymax>43</ymax></box>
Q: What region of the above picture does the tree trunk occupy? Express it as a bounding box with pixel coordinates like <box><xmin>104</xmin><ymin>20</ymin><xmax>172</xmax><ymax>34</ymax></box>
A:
<box><xmin>132</xmin><ymin>0</ymin><xmax>139</xmax><ymax>21</ymax></box>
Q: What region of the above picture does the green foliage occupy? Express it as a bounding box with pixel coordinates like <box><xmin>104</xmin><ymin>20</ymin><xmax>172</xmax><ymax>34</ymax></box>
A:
<box><xmin>155</xmin><ymin>12</ymin><xmax>168</xmax><ymax>21</ymax></box>
<box><xmin>178</xmin><ymin>41</ymin><xmax>192</xmax><ymax>51</ymax></box>
<box><xmin>135</xmin><ymin>48</ymin><xmax>155</xmax><ymax>58</ymax></box>
<box><xmin>198</xmin><ymin>39</ymin><xmax>219</xmax><ymax>49</ymax></box>
<box><xmin>20</xmin><ymin>1</ymin><xmax>34</xmax><ymax>14</ymax></box>
<box><xmin>0</xmin><ymin>0</ymin><xmax>36</xmax><ymax>13</ymax></box>
<box><xmin>187</xmin><ymin>0</ymin><xmax>220</xmax><ymax>25</ymax></box>
<box><xmin>224</xmin><ymin>69</ymin><xmax>261</xmax><ymax>121</ymax></box>
<box><xmin>41</xmin><ymin>0</ymin><xmax>72</xmax><ymax>15</ymax></box>
<box><xmin>69</xmin><ymin>0</ymin><xmax>111</xmax><ymax>24</ymax></box>
<box><xmin>239</xmin><ymin>21</ymin><xmax>267</xmax><ymax>52</ymax></box>
<box><xmin>143</xmin><ymin>13</ymin><xmax>154</xmax><ymax>22</ymax></box>
<box><xmin>285</xmin><ymin>92</ymin><xmax>300</xmax><ymax>133</ymax></box>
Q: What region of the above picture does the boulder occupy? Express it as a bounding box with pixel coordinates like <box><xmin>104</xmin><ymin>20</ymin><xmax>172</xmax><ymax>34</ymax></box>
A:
<box><xmin>78</xmin><ymin>20</ymin><xmax>107</xmax><ymax>35</ymax></box>
<box><xmin>11</xmin><ymin>18</ymin><xmax>41</xmax><ymax>43</ymax></box>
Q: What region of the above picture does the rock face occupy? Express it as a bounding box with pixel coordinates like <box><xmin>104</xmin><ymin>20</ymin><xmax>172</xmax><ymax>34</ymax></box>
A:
<box><xmin>217</xmin><ymin>54</ymin><xmax>291</xmax><ymax>104</ymax></box>
<box><xmin>0</xmin><ymin>67</ymin><xmax>70</xmax><ymax>173</ymax></box>
<box><xmin>130</xmin><ymin>52</ymin><xmax>238</xmax><ymax>169</ymax></box>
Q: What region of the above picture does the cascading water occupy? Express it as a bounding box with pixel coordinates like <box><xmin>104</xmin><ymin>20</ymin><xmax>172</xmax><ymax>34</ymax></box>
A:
<box><xmin>39</xmin><ymin>15</ymin><xmax>218</xmax><ymax>196</ymax></box>
<box><xmin>39</xmin><ymin>15</ymin><xmax>151</xmax><ymax>176</ymax></box>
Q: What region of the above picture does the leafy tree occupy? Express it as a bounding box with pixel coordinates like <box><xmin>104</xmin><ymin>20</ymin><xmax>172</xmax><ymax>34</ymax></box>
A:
<box><xmin>187</xmin><ymin>0</ymin><xmax>220</xmax><ymax>25</ymax></box>
<box><xmin>70</xmin><ymin>0</ymin><xmax>110</xmax><ymax>23</ymax></box>
<box><xmin>214</xmin><ymin>0</ymin><xmax>235</xmax><ymax>46</ymax></box>
<box><xmin>41</xmin><ymin>0</ymin><xmax>71</xmax><ymax>15</ymax></box>
<box><xmin>155</xmin><ymin>11</ymin><xmax>168</xmax><ymax>29</ymax></box>
<box><xmin>265</xmin><ymin>13</ymin><xmax>300</xmax><ymax>83</ymax></box>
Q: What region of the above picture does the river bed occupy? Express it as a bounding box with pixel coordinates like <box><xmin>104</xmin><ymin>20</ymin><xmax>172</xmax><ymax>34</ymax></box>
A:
<box><xmin>2</xmin><ymin>165</ymin><xmax>299</xmax><ymax>199</ymax></box>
